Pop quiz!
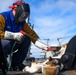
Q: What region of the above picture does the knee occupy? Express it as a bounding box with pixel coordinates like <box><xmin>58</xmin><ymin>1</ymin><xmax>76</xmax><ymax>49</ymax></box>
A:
<box><xmin>21</xmin><ymin>35</ymin><xmax>31</xmax><ymax>45</ymax></box>
<box><xmin>24</xmin><ymin>35</ymin><xmax>31</xmax><ymax>45</ymax></box>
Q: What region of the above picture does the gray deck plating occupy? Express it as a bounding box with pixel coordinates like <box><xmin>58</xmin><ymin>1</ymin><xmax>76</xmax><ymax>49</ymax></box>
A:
<box><xmin>7</xmin><ymin>70</ymin><xmax>76</xmax><ymax>75</ymax></box>
<box><xmin>7</xmin><ymin>71</ymin><xmax>43</xmax><ymax>75</ymax></box>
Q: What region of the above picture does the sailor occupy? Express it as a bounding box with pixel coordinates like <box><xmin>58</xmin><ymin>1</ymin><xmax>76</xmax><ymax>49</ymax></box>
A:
<box><xmin>0</xmin><ymin>1</ymin><xmax>52</xmax><ymax>71</ymax></box>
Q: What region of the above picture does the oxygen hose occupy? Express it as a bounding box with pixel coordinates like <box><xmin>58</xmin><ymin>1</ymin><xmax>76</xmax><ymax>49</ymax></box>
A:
<box><xmin>8</xmin><ymin>42</ymin><xmax>17</xmax><ymax>70</ymax></box>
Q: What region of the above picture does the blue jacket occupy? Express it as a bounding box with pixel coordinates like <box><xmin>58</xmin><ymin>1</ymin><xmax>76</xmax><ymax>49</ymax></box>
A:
<box><xmin>0</xmin><ymin>10</ymin><xmax>25</xmax><ymax>32</ymax></box>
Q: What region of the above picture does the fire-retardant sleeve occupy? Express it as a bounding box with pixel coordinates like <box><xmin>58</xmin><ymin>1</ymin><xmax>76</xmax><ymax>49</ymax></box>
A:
<box><xmin>0</xmin><ymin>15</ymin><xmax>5</xmax><ymax>39</ymax></box>
<box><xmin>22</xmin><ymin>23</ymin><xmax>39</xmax><ymax>44</ymax></box>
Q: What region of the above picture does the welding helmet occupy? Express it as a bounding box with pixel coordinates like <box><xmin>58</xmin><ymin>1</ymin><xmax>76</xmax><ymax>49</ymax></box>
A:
<box><xmin>9</xmin><ymin>1</ymin><xmax>30</xmax><ymax>24</ymax></box>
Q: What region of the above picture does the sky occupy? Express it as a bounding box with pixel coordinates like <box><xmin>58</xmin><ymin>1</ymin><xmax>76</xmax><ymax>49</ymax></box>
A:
<box><xmin>0</xmin><ymin>0</ymin><xmax>76</xmax><ymax>58</ymax></box>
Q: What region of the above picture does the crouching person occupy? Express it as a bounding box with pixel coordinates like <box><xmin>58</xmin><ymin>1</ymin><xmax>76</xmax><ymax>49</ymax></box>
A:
<box><xmin>0</xmin><ymin>1</ymin><xmax>52</xmax><ymax>71</ymax></box>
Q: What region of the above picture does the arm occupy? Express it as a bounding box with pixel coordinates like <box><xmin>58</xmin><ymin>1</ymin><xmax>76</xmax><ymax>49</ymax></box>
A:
<box><xmin>22</xmin><ymin>23</ymin><xmax>53</xmax><ymax>51</ymax></box>
<box><xmin>0</xmin><ymin>15</ymin><xmax>5</xmax><ymax>39</ymax></box>
<box><xmin>0</xmin><ymin>15</ymin><xmax>25</xmax><ymax>41</ymax></box>
<box><xmin>22</xmin><ymin>23</ymin><xmax>39</xmax><ymax>44</ymax></box>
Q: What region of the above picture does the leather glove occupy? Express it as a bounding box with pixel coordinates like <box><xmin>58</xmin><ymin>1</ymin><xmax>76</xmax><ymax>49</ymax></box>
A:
<box><xmin>35</xmin><ymin>39</ymin><xmax>52</xmax><ymax>51</ymax></box>
<box><xmin>4</xmin><ymin>30</ymin><xmax>25</xmax><ymax>42</ymax></box>
<box><xmin>13</xmin><ymin>32</ymin><xmax>23</xmax><ymax>41</ymax></box>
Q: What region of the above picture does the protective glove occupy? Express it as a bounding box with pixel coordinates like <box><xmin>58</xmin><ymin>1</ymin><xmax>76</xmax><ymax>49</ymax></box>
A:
<box><xmin>13</xmin><ymin>32</ymin><xmax>23</xmax><ymax>41</ymax></box>
<box><xmin>35</xmin><ymin>39</ymin><xmax>53</xmax><ymax>51</ymax></box>
<box><xmin>4</xmin><ymin>30</ymin><xmax>25</xmax><ymax>42</ymax></box>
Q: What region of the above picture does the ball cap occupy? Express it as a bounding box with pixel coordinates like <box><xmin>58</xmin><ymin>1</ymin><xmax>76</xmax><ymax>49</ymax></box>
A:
<box><xmin>9</xmin><ymin>1</ymin><xmax>24</xmax><ymax>8</ymax></box>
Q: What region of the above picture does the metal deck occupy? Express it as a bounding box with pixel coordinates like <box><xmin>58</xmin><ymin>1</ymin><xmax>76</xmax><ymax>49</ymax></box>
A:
<box><xmin>7</xmin><ymin>70</ymin><xmax>76</xmax><ymax>75</ymax></box>
<box><xmin>7</xmin><ymin>71</ymin><xmax>43</xmax><ymax>75</ymax></box>
<box><xmin>58</xmin><ymin>70</ymin><xmax>76</xmax><ymax>75</ymax></box>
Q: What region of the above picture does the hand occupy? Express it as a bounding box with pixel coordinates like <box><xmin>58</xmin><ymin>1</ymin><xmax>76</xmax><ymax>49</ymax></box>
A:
<box><xmin>42</xmin><ymin>47</ymin><xmax>57</xmax><ymax>51</ymax></box>
<box><xmin>13</xmin><ymin>32</ymin><xmax>23</xmax><ymax>41</ymax></box>
<box><xmin>41</xmin><ymin>47</ymin><xmax>50</xmax><ymax>53</ymax></box>
<box><xmin>42</xmin><ymin>47</ymin><xmax>51</xmax><ymax>51</ymax></box>
<box><xmin>14</xmin><ymin>30</ymin><xmax>26</xmax><ymax>42</ymax></box>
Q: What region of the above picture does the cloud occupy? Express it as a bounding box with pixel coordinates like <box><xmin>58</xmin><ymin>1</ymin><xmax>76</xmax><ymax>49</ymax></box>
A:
<box><xmin>1</xmin><ymin>0</ymin><xmax>76</xmax><ymax>58</ymax></box>
<box><xmin>29</xmin><ymin>0</ymin><xmax>76</xmax><ymax>58</ymax></box>
<box><xmin>30</xmin><ymin>0</ymin><xmax>76</xmax><ymax>41</ymax></box>
<box><xmin>0</xmin><ymin>0</ymin><xmax>17</xmax><ymax>12</ymax></box>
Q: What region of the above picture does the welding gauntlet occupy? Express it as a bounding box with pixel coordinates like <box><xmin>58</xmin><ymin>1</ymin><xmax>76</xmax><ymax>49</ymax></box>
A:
<box><xmin>35</xmin><ymin>39</ymin><xmax>52</xmax><ymax>51</ymax></box>
<box><xmin>4</xmin><ymin>31</ymin><xmax>24</xmax><ymax>42</ymax></box>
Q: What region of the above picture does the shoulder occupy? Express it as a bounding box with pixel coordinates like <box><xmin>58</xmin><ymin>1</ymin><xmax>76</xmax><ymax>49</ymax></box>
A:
<box><xmin>0</xmin><ymin>15</ymin><xmax>5</xmax><ymax>22</ymax></box>
<box><xmin>0</xmin><ymin>15</ymin><xmax>6</xmax><ymax>29</ymax></box>
<box><xmin>0</xmin><ymin>10</ymin><xmax>11</xmax><ymax>20</ymax></box>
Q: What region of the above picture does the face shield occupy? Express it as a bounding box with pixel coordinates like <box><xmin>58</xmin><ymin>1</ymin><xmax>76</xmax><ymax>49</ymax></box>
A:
<box><xmin>15</xmin><ymin>3</ymin><xmax>30</xmax><ymax>24</ymax></box>
<box><xmin>18</xmin><ymin>11</ymin><xmax>29</xmax><ymax>22</ymax></box>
